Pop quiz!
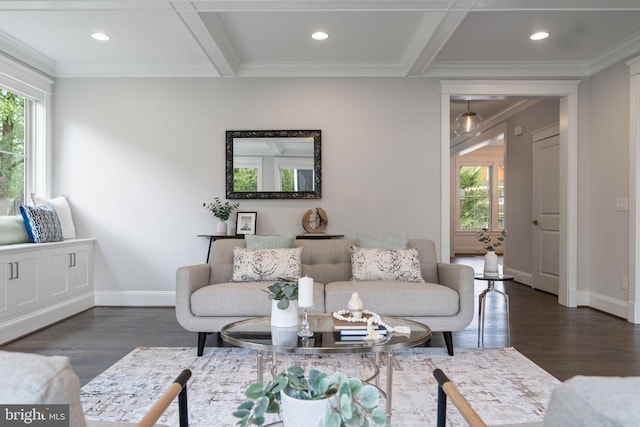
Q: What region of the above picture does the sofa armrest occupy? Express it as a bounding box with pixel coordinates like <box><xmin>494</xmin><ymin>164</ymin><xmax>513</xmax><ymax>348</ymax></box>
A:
<box><xmin>436</xmin><ymin>263</ymin><xmax>475</xmax><ymax>320</ymax></box>
<box><xmin>176</xmin><ymin>264</ymin><xmax>211</xmax><ymax>321</ymax></box>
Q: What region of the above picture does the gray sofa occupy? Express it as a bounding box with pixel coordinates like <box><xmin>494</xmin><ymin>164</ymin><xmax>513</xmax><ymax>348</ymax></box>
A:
<box><xmin>175</xmin><ymin>238</ymin><xmax>474</xmax><ymax>356</ymax></box>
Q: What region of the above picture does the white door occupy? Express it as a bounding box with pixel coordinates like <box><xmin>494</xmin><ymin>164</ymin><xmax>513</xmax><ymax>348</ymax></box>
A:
<box><xmin>532</xmin><ymin>133</ymin><xmax>560</xmax><ymax>295</ymax></box>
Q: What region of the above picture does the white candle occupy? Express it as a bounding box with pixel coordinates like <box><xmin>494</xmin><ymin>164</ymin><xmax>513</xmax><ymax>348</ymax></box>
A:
<box><xmin>298</xmin><ymin>276</ymin><xmax>314</xmax><ymax>308</ymax></box>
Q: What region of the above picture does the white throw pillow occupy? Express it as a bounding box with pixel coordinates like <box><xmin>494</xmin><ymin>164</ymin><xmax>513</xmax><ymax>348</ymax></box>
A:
<box><xmin>231</xmin><ymin>247</ymin><xmax>303</xmax><ymax>282</ymax></box>
<box><xmin>31</xmin><ymin>193</ymin><xmax>77</xmax><ymax>239</ymax></box>
<box><xmin>349</xmin><ymin>245</ymin><xmax>425</xmax><ymax>282</ymax></box>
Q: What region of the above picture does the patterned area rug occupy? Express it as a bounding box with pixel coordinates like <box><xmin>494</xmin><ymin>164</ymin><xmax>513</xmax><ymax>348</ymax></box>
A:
<box><xmin>81</xmin><ymin>347</ymin><xmax>559</xmax><ymax>426</ymax></box>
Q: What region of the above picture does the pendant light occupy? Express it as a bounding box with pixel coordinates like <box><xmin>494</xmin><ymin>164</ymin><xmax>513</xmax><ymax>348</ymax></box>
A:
<box><xmin>454</xmin><ymin>100</ymin><xmax>483</xmax><ymax>137</ymax></box>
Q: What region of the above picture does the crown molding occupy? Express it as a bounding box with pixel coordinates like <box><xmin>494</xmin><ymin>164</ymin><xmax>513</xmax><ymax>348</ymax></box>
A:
<box><xmin>54</xmin><ymin>63</ymin><xmax>219</xmax><ymax>78</ymax></box>
<box><xmin>235</xmin><ymin>61</ymin><xmax>407</xmax><ymax>78</ymax></box>
<box><xmin>0</xmin><ymin>31</ymin><xmax>56</xmax><ymax>77</ymax></box>
<box><xmin>425</xmin><ymin>61</ymin><xmax>591</xmax><ymax>78</ymax></box>
<box><xmin>588</xmin><ymin>30</ymin><xmax>640</xmax><ymax>75</ymax></box>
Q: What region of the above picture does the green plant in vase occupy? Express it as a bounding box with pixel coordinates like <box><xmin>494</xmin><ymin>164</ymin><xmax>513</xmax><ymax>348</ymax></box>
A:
<box><xmin>476</xmin><ymin>228</ymin><xmax>507</xmax><ymax>252</ymax></box>
<box><xmin>265</xmin><ymin>277</ymin><xmax>298</xmax><ymax>310</ymax></box>
<box><xmin>202</xmin><ymin>196</ymin><xmax>239</xmax><ymax>221</ymax></box>
<box><xmin>233</xmin><ymin>365</ymin><xmax>387</xmax><ymax>427</ymax></box>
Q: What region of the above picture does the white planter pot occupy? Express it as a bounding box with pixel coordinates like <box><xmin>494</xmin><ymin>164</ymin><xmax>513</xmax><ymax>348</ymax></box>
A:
<box><xmin>484</xmin><ymin>251</ymin><xmax>499</xmax><ymax>276</ymax></box>
<box><xmin>215</xmin><ymin>220</ymin><xmax>227</xmax><ymax>236</ymax></box>
<box><xmin>271</xmin><ymin>300</ymin><xmax>299</xmax><ymax>327</ymax></box>
<box><xmin>281</xmin><ymin>390</ymin><xmax>333</xmax><ymax>427</ymax></box>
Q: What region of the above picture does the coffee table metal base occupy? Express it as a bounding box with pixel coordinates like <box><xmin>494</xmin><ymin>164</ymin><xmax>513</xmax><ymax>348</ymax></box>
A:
<box><xmin>221</xmin><ymin>314</ymin><xmax>431</xmax><ymax>425</ymax></box>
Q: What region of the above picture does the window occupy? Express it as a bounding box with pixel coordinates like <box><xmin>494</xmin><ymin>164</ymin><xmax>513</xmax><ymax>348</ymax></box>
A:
<box><xmin>0</xmin><ymin>54</ymin><xmax>53</xmax><ymax>216</ymax></box>
<box><xmin>274</xmin><ymin>157</ymin><xmax>314</xmax><ymax>191</ymax></box>
<box><xmin>0</xmin><ymin>88</ymin><xmax>26</xmax><ymax>215</ymax></box>
<box><xmin>458</xmin><ymin>162</ymin><xmax>504</xmax><ymax>231</ymax></box>
<box><xmin>233</xmin><ymin>157</ymin><xmax>263</xmax><ymax>192</ymax></box>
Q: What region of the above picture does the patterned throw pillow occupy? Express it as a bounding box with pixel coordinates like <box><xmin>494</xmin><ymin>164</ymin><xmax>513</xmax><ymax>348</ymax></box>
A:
<box><xmin>19</xmin><ymin>205</ymin><xmax>64</xmax><ymax>243</ymax></box>
<box><xmin>349</xmin><ymin>245</ymin><xmax>424</xmax><ymax>282</ymax></box>
<box><xmin>231</xmin><ymin>247</ymin><xmax>303</xmax><ymax>282</ymax></box>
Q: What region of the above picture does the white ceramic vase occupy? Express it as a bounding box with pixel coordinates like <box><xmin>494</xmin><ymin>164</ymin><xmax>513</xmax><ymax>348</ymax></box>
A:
<box><xmin>271</xmin><ymin>300</ymin><xmax>299</xmax><ymax>327</ymax></box>
<box><xmin>281</xmin><ymin>390</ymin><xmax>333</xmax><ymax>427</ymax></box>
<box><xmin>484</xmin><ymin>251</ymin><xmax>499</xmax><ymax>276</ymax></box>
<box><xmin>215</xmin><ymin>220</ymin><xmax>227</xmax><ymax>236</ymax></box>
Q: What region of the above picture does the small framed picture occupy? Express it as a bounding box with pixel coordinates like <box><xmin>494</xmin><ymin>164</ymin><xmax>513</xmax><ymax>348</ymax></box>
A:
<box><xmin>236</xmin><ymin>212</ymin><xmax>257</xmax><ymax>236</ymax></box>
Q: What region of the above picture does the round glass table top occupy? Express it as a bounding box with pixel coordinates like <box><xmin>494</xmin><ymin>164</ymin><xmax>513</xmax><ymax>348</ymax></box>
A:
<box><xmin>221</xmin><ymin>313</ymin><xmax>431</xmax><ymax>354</ymax></box>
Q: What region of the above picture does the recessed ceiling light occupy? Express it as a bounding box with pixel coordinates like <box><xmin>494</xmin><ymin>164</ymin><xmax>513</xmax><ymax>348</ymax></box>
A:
<box><xmin>91</xmin><ymin>32</ymin><xmax>111</xmax><ymax>41</ymax></box>
<box><xmin>530</xmin><ymin>31</ymin><xmax>549</xmax><ymax>41</ymax></box>
<box><xmin>311</xmin><ymin>31</ymin><xmax>329</xmax><ymax>41</ymax></box>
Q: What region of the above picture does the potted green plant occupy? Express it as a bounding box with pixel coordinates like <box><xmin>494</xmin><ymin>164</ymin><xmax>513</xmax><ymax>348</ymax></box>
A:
<box><xmin>476</xmin><ymin>228</ymin><xmax>507</xmax><ymax>276</ymax></box>
<box><xmin>233</xmin><ymin>365</ymin><xmax>388</xmax><ymax>427</ymax></box>
<box><xmin>266</xmin><ymin>277</ymin><xmax>299</xmax><ymax>327</ymax></box>
<box><xmin>202</xmin><ymin>197</ymin><xmax>239</xmax><ymax>235</ymax></box>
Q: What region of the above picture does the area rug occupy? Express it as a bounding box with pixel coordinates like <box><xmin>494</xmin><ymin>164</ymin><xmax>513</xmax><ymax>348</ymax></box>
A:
<box><xmin>80</xmin><ymin>347</ymin><xmax>559</xmax><ymax>426</ymax></box>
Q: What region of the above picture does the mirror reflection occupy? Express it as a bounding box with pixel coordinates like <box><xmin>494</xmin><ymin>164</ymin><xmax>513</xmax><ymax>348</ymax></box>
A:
<box><xmin>226</xmin><ymin>130</ymin><xmax>321</xmax><ymax>199</ymax></box>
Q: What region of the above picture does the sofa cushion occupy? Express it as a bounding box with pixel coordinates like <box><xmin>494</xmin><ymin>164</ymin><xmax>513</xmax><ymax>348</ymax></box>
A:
<box><xmin>0</xmin><ymin>215</ymin><xmax>31</xmax><ymax>245</ymax></box>
<box><xmin>19</xmin><ymin>204</ymin><xmax>64</xmax><ymax>243</ymax></box>
<box><xmin>231</xmin><ymin>247</ymin><xmax>303</xmax><ymax>282</ymax></box>
<box><xmin>349</xmin><ymin>245</ymin><xmax>424</xmax><ymax>282</ymax></box>
<box><xmin>245</xmin><ymin>234</ymin><xmax>296</xmax><ymax>249</ymax></box>
<box><xmin>31</xmin><ymin>193</ymin><xmax>77</xmax><ymax>239</ymax></box>
<box><xmin>191</xmin><ymin>282</ymin><xmax>326</xmax><ymax>316</ymax></box>
<box><xmin>325</xmin><ymin>281</ymin><xmax>459</xmax><ymax>317</ymax></box>
<box><xmin>356</xmin><ymin>233</ymin><xmax>408</xmax><ymax>249</ymax></box>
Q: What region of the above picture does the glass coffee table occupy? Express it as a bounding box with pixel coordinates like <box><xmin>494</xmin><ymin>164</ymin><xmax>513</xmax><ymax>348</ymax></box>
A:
<box><xmin>221</xmin><ymin>313</ymin><xmax>431</xmax><ymax>424</ymax></box>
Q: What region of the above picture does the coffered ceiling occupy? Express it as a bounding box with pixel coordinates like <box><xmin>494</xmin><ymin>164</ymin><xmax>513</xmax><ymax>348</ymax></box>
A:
<box><xmin>0</xmin><ymin>1</ymin><xmax>639</xmax><ymax>79</ymax></box>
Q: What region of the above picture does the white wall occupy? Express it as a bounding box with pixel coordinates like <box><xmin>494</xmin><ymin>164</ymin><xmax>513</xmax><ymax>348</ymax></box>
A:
<box><xmin>51</xmin><ymin>66</ymin><xmax>636</xmax><ymax>317</ymax></box>
<box><xmin>53</xmin><ymin>77</ymin><xmax>443</xmax><ymax>304</ymax></box>
<box><xmin>582</xmin><ymin>61</ymin><xmax>631</xmax><ymax>316</ymax></box>
<box><xmin>503</xmin><ymin>99</ymin><xmax>560</xmax><ymax>283</ymax></box>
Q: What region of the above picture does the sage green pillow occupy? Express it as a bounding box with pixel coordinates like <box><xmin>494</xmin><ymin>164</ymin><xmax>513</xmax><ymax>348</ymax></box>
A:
<box><xmin>356</xmin><ymin>233</ymin><xmax>408</xmax><ymax>249</ymax></box>
<box><xmin>0</xmin><ymin>215</ymin><xmax>31</xmax><ymax>245</ymax></box>
<box><xmin>245</xmin><ymin>234</ymin><xmax>296</xmax><ymax>249</ymax></box>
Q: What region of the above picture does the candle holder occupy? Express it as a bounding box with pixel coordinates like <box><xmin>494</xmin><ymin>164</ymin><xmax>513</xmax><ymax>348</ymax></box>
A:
<box><xmin>298</xmin><ymin>306</ymin><xmax>314</xmax><ymax>337</ymax></box>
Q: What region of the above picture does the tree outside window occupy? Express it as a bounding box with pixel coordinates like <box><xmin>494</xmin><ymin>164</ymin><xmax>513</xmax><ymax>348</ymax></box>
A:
<box><xmin>0</xmin><ymin>88</ymin><xmax>25</xmax><ymax>216</ymax></box>
<box><xmin>459</xmin><ymin>165</ymin><xmax>490</xmax><ymax>229</ymax></box>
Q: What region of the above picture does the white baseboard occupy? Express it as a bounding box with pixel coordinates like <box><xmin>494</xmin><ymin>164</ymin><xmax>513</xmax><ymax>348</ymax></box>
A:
<box><xmin>0</xmin><ymin>292</ymin><xmax>94</xmax><ymax>344</ymax></box>
<box><xmin>580</xmin><ymin>290</ymin><xmax>628</xmax><ymax>319</ymax></box>
<box><xmin>95</xmin><ymin>291</ymin><xmax>176</xmax><ymax>306</ymax></box>
<box><xmin>503</xmin><ymin>267</ymin><xmax>532</xmax><ymax>287</ymax></box>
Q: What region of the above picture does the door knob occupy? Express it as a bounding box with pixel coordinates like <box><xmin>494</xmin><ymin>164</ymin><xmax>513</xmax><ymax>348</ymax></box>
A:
<box><xmin>531</xmin><ymin>219</ymin><xmax>539</xmax><ymax>225</ymax></box>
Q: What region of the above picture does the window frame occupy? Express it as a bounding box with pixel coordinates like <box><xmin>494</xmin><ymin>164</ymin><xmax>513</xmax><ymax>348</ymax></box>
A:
<box><xmin>0</xmin><ymin>53</ymin><xmax>53</xmax><ymax>207</ymax></box>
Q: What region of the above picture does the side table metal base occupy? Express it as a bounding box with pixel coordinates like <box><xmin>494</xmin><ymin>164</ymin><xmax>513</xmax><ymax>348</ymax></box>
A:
<box><xmin>475</xmin><ymin>273</ymin><xmax>514</xmax><ymax>348</ymax></box>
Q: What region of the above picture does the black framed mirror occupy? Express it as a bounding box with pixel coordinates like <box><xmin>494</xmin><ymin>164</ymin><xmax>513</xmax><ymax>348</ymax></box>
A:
<box><xmin>226</xmin><ymin>130</ymin><xmax>321</xmax><ymax>199</ymax></box>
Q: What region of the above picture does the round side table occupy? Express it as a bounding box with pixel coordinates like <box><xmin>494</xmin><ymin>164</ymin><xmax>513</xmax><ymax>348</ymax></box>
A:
<box><xmin>475</xmin><ymin>273</ymin><xmax>514</xmax><ymax>347</ymax></box>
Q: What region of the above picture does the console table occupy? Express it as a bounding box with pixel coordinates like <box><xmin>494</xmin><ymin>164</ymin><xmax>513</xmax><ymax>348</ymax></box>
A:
<box><xmin>197</xmin><ymin>234</ymin><xmax>344</xmax><ymax>262</ymax></box>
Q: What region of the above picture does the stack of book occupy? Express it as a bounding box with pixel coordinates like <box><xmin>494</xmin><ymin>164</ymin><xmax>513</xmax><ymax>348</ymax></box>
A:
<box><xmin>332</xmin><ymin>313</ymin><xmax>387</xmax><ymax>341</ymax></box>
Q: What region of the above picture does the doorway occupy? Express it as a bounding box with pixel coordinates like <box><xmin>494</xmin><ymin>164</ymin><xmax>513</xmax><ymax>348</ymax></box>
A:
<box><xmin>440</xmin><ymin>80</ymin><xmax>580</xmax><ymax>308</ymax></box>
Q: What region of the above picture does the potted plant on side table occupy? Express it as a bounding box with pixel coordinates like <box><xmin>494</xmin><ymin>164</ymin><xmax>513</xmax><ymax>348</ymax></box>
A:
<box><xmin>233</xmin><ymin>365</ymin><xmax>388</xmax><ymax>427</ymax></box>
<box><xmin>203</xmin><ymin>196</ymin><xmax>239</xmax><ymax>236</ymax></box>
<box><xmin>476</xmin><ymin>228</ymin><xmax>507</xmax><ymax>276</ymax></box>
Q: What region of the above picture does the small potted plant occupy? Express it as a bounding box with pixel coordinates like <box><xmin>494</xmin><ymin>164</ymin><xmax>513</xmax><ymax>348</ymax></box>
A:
<box><xmin>202</xmin><ymin>197</ymin><xmax>239</xmax><ymax>235</ymax></box>
<box><xmin>265</xmin><ymin>277</ymin><xmax>299</xmax><ymax>327</ymax></box>
<box><xmin>476</xmin><ymin>228</ymin><xmax>507</xmax><ymax>276</ymax></box>
<box><xmin>233</xmin><ymin>365</ymin><xmax>387</xmax><ymax>427</ymax></box>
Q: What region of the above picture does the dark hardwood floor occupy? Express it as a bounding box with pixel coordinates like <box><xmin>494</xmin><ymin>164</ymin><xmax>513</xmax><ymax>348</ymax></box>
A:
<box><xmin>2</xmin><ymin>256</ymin><xmax>640</xmax><ymax>386</ymax></box>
